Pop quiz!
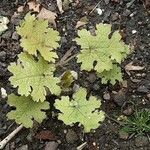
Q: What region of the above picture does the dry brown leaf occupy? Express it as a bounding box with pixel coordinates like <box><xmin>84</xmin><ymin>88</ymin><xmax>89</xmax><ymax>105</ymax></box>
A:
<box><xmin>76</xmin><ymin>16</ymin><xmax>88</xmax><ymax>28</ymax></box>
<box><xmin>56</xmin><ymin>0</ymin><xmax>64</xmax><ymax>13</ymax></box>
<box><xmin>27</xmin><ymin>0</ymin><xmax>40</xmax><ymax>12</ymax></box>
<box><xmin>37</xmin><ymin>7</ymin><xmax>57</xmax><ymax>27</ymax></box>
<box><xmin>125</xmin><ymin>62</ymin><xmax>144</xmax><ymax>75</ymax></box>
<box><xmin>35</xmin><ymin>130</ymin><xmax>56</xmax><ymax>140</ymax></box>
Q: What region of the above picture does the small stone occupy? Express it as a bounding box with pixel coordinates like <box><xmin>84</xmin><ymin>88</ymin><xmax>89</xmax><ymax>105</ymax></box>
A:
<box><xmin>2</xmin><ymin>30</ymin><xmax>12</xmax><ymax>39</ymax></box>
<box><xmin>12</xmin><ymin>31</ymin><xmax>19</xmax><ymax>40</ymax></box>
<box><xmin>114</xmin><ymin>90</ymin><xmax>126</xmax><ymax>106</ymax></box>
<box><xmin>96</xmin><ymin>8</ymin><xmax>103</xmax><ymax>15</ymax></box>
<box><xmin>16</xmin><ymin>145</ymin><xmax>28</xmax><ymax>150</ymax></box>
<box><xmin>66</xmin><ymin>129</ymin><xmax>78</xmax><ymax>143</ymax></box>
<box><xmin>103</xmin><ymin>92</ymin><xmax>110</xmax><ymax>100</ymax></box>
<box><xmin>147</xmin><ymin>93</ymin><xmax>150</xmax><ymax>99</ymax></box>
<box><xmin>0</xmin><ymin>51</ymin><xmax>6</xmax><ymax>61</ymax></box>
<box><xmin>1</xmin><ymin>87</ymin><xmax>7</xmax><ymax>98</ymax></box>
<box><xmin>132</xmin><ymin>30</ymin><xmax>137</xmax><ymax>34</ymax></box>
<box><xmin>135</xmin><ymin>136</ymin><xmax>149</xmax><ymax>147</ymax></box>
<box><xmin>44</xmin><ymin>142</ymin><xmax>58</xmax><ymax>150</ymax></box>
<box><xmin>119</xmin><ymin>131</ymin><xmax>129</xmax><ymax>140</ymax></box>
<box><xmin>11</xmin><ymin>12</ymin><xmax>21</xmax><ymax>26</ymax></box>
<box><xmin>111</xmin><ymin>12</ymin><xmax>119</xmax><ymax>21</ymax></box>
<box><xmin>17</xmin><ymin>6</ymin><xmax>24</xmax><ymax>13</ymax></box>
<box><xmin>122</xmin><ymin>106</ymin><xmax>133</xmax><ymax>116</ymax></box>
<box><xmin>88</xmin><ymin>72</ymin><xmax>97</xmax><ymax>83</ymax></box>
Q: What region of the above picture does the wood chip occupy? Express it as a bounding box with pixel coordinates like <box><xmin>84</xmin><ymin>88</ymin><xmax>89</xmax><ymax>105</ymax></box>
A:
<box><xmin>56</xmin><ymin>0</ymin><xmax>64</xmax><ymax>13</ymax></box>
<box><xmin>27</xmin><ymin>0</ymin><xmax>40</xmax><ymax>12</ymax></box>
<box><xmin>76</xmin><ymin>16</ymin><xmax>88</xmax><ymax>28</ymax></box>
<box><xmin>37</xmin><ymin>7</ymin><xmax>57</xmax><ymax>27</ymax></box>
<box><xmin>125</xmin><ymin>62</ymin><xmax>144</xmax><ymax>75</ymax></box>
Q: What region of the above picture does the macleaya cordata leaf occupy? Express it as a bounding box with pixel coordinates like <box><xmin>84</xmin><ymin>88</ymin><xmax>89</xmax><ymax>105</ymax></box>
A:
<box><xmin>54</xmin><ymin>87</ymin><xmax>105</xmax><ymax>132</ymax></box>
<box><xmin>8</xmin><ymin>52</ymin><xmax>61</xmax><ymax>102</ymax></box>
<box><xmin>16</xmin><ymin>13</ymin><xmax>60</xmax><ymax>62</ymax></box>
<box><xmin>7</xmin><ymin>94</ymin><xmax>49</xmax><ymax>128</ymax></box>
<box><xmin>75</xmin><ymin>23</ymin><xmax>129</xmax><ymax>73</ymax></box>
<box><xmin>98</xmin><ymin>64</ymin><xmax>123</xmax><ymax>85</ymax></box>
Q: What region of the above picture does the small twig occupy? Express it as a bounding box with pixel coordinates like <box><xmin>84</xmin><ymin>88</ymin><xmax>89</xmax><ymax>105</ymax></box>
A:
<box><xmin>0</xmin><ymin>124</ymin><xmax>23</xmax><ymax>149</ymax></box>
<box><xmin>76</xmin><ymin>142</ymin><xmax>87</xmax><ymax>150</ymax></box>
<box><xmin>89</xmin><ymin>0</ymin><xmax>103</xmax><ymax>14</ymax></box>
<box><xmin>60</xmin><ymin>53</ymin><xmax>78</xmax><ymax>66</ymax></box>
<box><xmin>56</xmin><ymin>47</ymin><xmax>74</xmax><ymax>67</ymax></box>
<box><xmin>56</xmin><ymin>46</ymin><xmax>78</xmax><ymax>67</ymax></box>
<box><xmin>105</xmin><ymin>114</ymin><xmax>124</xmax><ymax>125</ymax></box>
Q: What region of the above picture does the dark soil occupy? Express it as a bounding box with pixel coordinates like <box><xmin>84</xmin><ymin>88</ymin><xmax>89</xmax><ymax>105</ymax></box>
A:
<box><xmin>0</xmin><ymin>0</ymin><xmax>150</xmax><ymax>150</ymax></box>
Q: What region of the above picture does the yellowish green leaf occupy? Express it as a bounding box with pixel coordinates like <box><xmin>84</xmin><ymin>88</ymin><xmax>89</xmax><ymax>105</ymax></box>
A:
<box><xmin>8</xmin><ymin>52</ymin><xmax>61</xmax><ymax>102</ymax></box>
<box><xmin>16</xmin><ymin>13</ymin><xmax>60</xmax><ymax>62</ymax></box>
<box><xmin>7</xmin><ymin>94</ymin><xmax>49</xmax><ymax>128</ymax></box>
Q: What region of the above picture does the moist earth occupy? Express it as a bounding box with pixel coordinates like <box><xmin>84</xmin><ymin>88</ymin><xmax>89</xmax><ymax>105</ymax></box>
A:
<box><xmin>0</xmin><ymin>0</ymin><xmax>150</xmax><ymax>150</ymax></box>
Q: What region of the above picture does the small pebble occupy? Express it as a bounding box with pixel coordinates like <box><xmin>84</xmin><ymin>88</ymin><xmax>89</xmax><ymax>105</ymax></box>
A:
<box><xmin>122</xmin><ymin>106</ymin><xmax>133</xmax><ymax>116</ymax></box>
<box><xmin>119</xmin><ymin>131</ymin><xmax>129</xmax><ymax>140</ymax></box>
<box><xmin>111</xmin><ymin>12</ymin><xmax>119</xmax><ymax>21</ymax></box>
<box><xmin>12</xmin><ymin>31</ymin><xmax>19</xmax><ymax>40</ymax></box>
<box><xmin>96</xmin><ymin>8</ymin><xmax>103</xmax><ymax>15</ymax></box>
<box><xmin>130</xmin><ymin>13</ymin><xmax>134</xmax><ymax>17</ymax></box>
<box><xmin>88</xmin><ymin>72</ymin><xmax>97</xmax><ymax>83</ymax></box>
<box><xmin>17</xmin><ymin>6</ymin><xmax>24</xmax><ymax>13</ymax></box>
<box><xmin>66</xmin><ymin>129</ymin><xmax>78</xmax><ymax>143</ymax></box>
<box><xmin>2</xmin><ymin>30</ymin><xmax>12</xmax><ymax>39</ymax></box>
<box><xmin>1</xmin><ymin>87</ymin><xmax>7</xmax><ymax>98</ymax></box>
<box><xmin>0</xmin><ymin>51</ymin><xmax>6</xmax><ymax>61</ymax></box>
<box><xmin>114</xmin><ymin>90</ymin><xmax>126</xmax><ymax>106</ymax></box>
<box><xmin>103</xmin><ymin>92</ymin><xmax>111</xmax><ymax>100</ymax></box>
<box><xmin>45</xmin><ymin>142</ymin><xmax>58</xmax><ymax>150</ymax></box>
<box><xmin>132</xmin><ymin>30</ymin><xmax>137</xmax><ymax>34</ymax></box>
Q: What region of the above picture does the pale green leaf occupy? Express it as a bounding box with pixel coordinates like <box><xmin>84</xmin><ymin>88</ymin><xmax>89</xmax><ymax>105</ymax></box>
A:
<box><xmin>8</xmin><ymin>52</ymin><xmax>61</xmax><ymax>102</ymax></box>
<box><xmin>7</xmin><ymin>94</ymin><xmax>49</xmax><ymax>128</ymax></box>
<box><xmin>54</xmin><ymin>87</ymin><xmax>105</xmax><ymax>132</ymax></box>
<box><xmin>75</xmin><ymin>23</ymin><xmax>129</xmax><ymax>73</ymax></box>
<box><xmin>16</xmin><ymin>13</ymin><xmax>60</xmax><ymax>62</ymax></box>
<box><xmin>98</xmin><ymin>64</ymin><xmax>123</xmax><ymax>85</ymax></box>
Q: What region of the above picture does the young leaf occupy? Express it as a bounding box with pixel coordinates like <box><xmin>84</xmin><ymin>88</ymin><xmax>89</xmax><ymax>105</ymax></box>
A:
<box><xmin>60</xmin><ymin>70</ymin><xmax>77</xmax><ymax>89</ymax></box>
<box><xmin>98</xmin><ymin>64</ymin><xmax>123</xmax><ymax>85</ymax></box>
<box><xmin>8</xmin><ymin>52</ymin><xmax>61</xmax><ymax>102</ymax></box>
<box><xmin>16</xmin><ymin>13</ymin><xmax>60</xmax><ymax>62</ymax></box>
<box><xmin>7</xmin><ymin>94</ymin><xmax>49</xmax><ymax>128</ymax></box>
<box><xmin>75</xmin><ymin>23</ymin><xmax>129</xmax><ymax>73</ymax></box>
<box><xmin>54</xmin><ymin>87</ymin><xmax>105</xmax><ymax>132</ymax></box>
